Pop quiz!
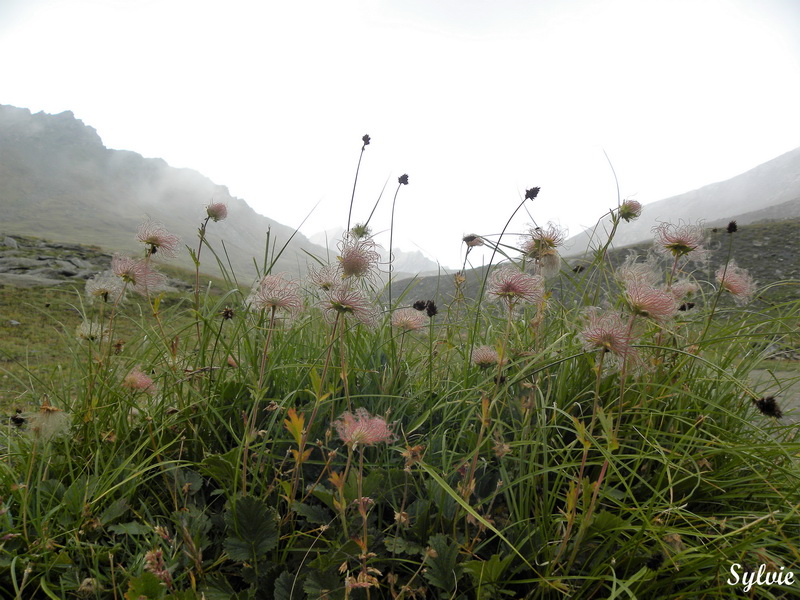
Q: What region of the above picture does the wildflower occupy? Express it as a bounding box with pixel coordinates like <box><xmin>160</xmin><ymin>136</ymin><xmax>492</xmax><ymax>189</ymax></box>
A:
<box><xmin>247</xmin><ymin>274</ymin><xmax>302</xmax><ymax>315</ymax></box>
<box><xmin>206</xmin><ymin>202</ymin><xmax>228</xmax><ymax>222</ymax></box>
<box><xmin>334</xmin><ymin>407</ymin><xmax>394</xmax><ymax>448</ymax></box>
<box><xmin>425</xmin><ymin>300</ymin><xmax>438</xmax><ymax>318</ymax></box>
<box><xmin>579</xmin><ymin>309</ymin><xmax>635</xmax><ymax>357</ymax></box>
<box><xmin>624</xmin><ymin>282</ymin><xmax>677</xmax><ymax>321</ymax></box>
<box><xmin>521</xmin><ymin>223</ymin><xmax>567</xmax><ymax>259</ymax></box>
<box><xmin>753</xmin><ymin>396</ymin><xmax>782</xmax><ymax>418</ymax></box>
<box><xmin>111</xmin><ymin>254</ymin><xmax>166</xmax><ymax>296</ymax></box>
<box><xmin>362</xmin><ymin>134</ymin><xmax>371</xmax><ymax>146</ymax></box>
<box><xmin>619</xmin><ymin>199</ymin><xmax>643</xmax><ymax>222</ymax></box>
<box><xmin>472</xmin><ymin>345</ymin><xmax>500</xmax><ymax>368</ymax></box>
<box><xmin>412</xmin><ymin>300</ymin><xmax>427</xmax><ymax>311</ymax></box>
<box><xmin>136</xmin><ymin>221</ymin><xmax>181</xmax><ymax>258</ymax></box>
<box><xmin>122</xmin><ymin>367</ymin><xmax>156</xmax><ymax>394</ymax></box>
<box><xmin>76</xmin><ymin>320</ymin><xmax>108</xmax><ymax>343</ymax></box>
<box><xmin>346</xmin><ymin>571</ymin><xmax>379</xmax><ymax>589</ymax></box>
<box><xmin>144</xmin><ymin>549</ymin><xmax>172</xmax><ymax>587</ymax></box>
<box><xmin>27</xmin><ymin>399</ymin><xmax>71</xmax><ymax>441</ymax></box>
<box><xmin>616</xmin><ymin>254</ymin><xmax>661</xmax><ymax>287</ymax></box>
<box><xmin>85</xmin><ymin>271</ymin><xmax>124</xmax><ymax>304</ymax></box>
<box><xmin>463</xmin><ymin>234</ymin><xmax>484</xmax><ymax>247</ymax></box>
<box><xmin>338</xmin><ymin>236</ymin><xmax>380</xmax><ymax>280</ymax></box>
<box><xmin>488</xmin><ymin>267</ymin><xmax>545</xmax><ymax>309</ymax></box>
<box><xmin>220</xmin><ymin>306</ymin><xmax>235</xmax><ymax>320</ymax></box>
<box><xmin>525</xmin><ymin>187</ymin><xmax>540</xmax><ymax>201</ymax></box>
<box><xmin>308</xmin><ymin>264</ymin><xmax>341</xmax><ymax>291</ymax></box>
<box><xmin>398</xmin><ymin>174</ymin><xmax>409</xmax><ymax>185</ymax></box>
<box><xmin>727</xmin><ymin>220</ymin><xmax>738</xmax><ymax>233</ymax></box>
<box><xmin>670</xmin><ymin>279</ymin><xmax>700</xmax><ymax>301</ymax></box>
<box><xmin>349</xmin><ymin>223</ymin><xmax>372</xmax><ymax>239</ymax></box>
<box><xmin>716</xmin><ymin>261</ymin><xmax>755</xmax><ymax>305</ymax></box>
<box><xmin>653</xmin><ymin>222</ymin><xmax>706</xmax><ymax>259</ymax></box>
<box><xmin>321</xmin><ymin>284</ymin><xmax>377</xmax><ymax>326</ymax></box>
<box><xmin>391</xmin><ymin>308</ymin><xmax>426</xmax><ymax>332</ymax></box>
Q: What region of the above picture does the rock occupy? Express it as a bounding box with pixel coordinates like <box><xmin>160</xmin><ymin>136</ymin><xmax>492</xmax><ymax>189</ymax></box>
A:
<box><xmin>54</xmin><ymin>260</ymin><xmax>78</xmax><ymax>276</ymax></box>
<box><xmin>0</xmin><ymin>257</ymin><xmax>42</xmax><ymax>270</ymax></box>
<box><xmin>9</xmin><ymin>320</ymin><xmax>20</xmax><ymax>326</ymax></box>
<box><xmin>1</xmin><ymin>237</ymin><xmax>18</xmax><ymax>249</ymax></box>
<box><xmin>68</xmin><ymin>257</ymin><xmax>94</xmax><ymax>269</ymax></box>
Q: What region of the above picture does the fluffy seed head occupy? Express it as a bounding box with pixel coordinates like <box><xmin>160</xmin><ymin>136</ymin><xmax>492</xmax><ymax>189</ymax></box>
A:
<box><xmin>28</xmin><ymin>399</ymin><xmax>71</xmax><ymax>441</ymax></box>
<box><xmin>338</xmin><ymin>237</ymin><xmax>381</xmax><ymax>280</ymax></box>
<box><xmin>580</xmin><ymin>309</ymin><xmax>635</xmax><ymax>357</ymax></box>
<box><xmin>624</xmin><ymin>282</ymin><xmax>677</xmax><ymax>321</ymax></box>
<box><xmin>136</xmin><ymin>221</ymin><xmax>181</xmax><ymax>258</ymax></box>
<box><xmin>488</xmin><ymin>267</ymin><xmax>545</xmax><ymax>308</ymax></box>
<box><xmin>86</xmin><ymin>271</ymin><xmax>125</xmax><ymax>304</ymax></box>
<box><xmin>76</xmin><ymin>320</ymin><xmax>108</xmax><ymax>343</ymax></box>
<box><xmin>111</xmin><ymin>254</ymin><xmax>167</xmax><ymax>296</ymax></box>
<box><xmin>391</xmin><ymin>308</ymin><xmax>427</xmax><ymax>332</ymax></box>
<box><xmin>122</xmin><ymin>367</ymin><xmax>156</xmax><ymax>394</ymax></box>
<box><xmin>619</xmin><ymin>199</ymin><xmax>642</xmax><ymax>222</ymax></box>
<box><xmin>716</xmin><ymin>261</ymin><xmax>755</xmax><ymax>305</ymax></box>
<box><xmin>321</xmin><ymin>284</ymin><xmax>377</xmax><ymax>326</ymax></box>
<box><xmin>308</xmin><ymin>264</ymin><xmax>341</xmax><ymax>291</ymax></box>
<box><xmin>670</xmin><ymin>279</ymin><xmax>700</xmax><ymax>301</ymax></box>
<box><xmin>247</xmin><ymin>274</ymin><xmax>302</xmax><ymax>315</ymax></box>
<box><xmin>206</xmin><ymin>202</ymin><xmax>228</xmax><ymax>222</ymax></box>
<box><xmin>472</xmin><ymin>345</ymin><xmax>500</xmax><ymax>368</ymax></box>
<box><xmin>653</xmin><ymin>222</ymin><xmax>706</xmax><ymax>259</ymax></box>
<box><xmin>335</xmin><ymin>407</ymin><xmax>395</xmax><ymax>448</ymax></box>
<box><xmin>463</xmin><ymin>234</ymin><xmax>484</xmax><ymax>247</ymax></box>
<box><xmin>521</xmin><ymin>223</ymin><xmax>566</xmax><ymax>259</ymax></box>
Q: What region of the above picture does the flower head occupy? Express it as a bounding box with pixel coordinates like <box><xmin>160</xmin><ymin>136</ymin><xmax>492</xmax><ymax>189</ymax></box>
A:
<box><xmin>111</xmin><ymin>254</ymin><xmax>167</xmax><ymax>296</ymax></box>
<box><xmin>669</xmin><ymin>279</ymin><xmax>700</xmax><ymax>301</ymax></box>
<box><xmin>122</xmin><ymin>367</ymin><xmax>156</xmax><ymax>394</ymax></box>
<box><xmin>335</xmin><ymin>407</ymin><xmax>394</xmax><ymax>448</ymax></box>
<box><xmin>616</xmin><ymin>254</ymin><xmax>662</xmax><ymax>287</ymax></box>
<box><xmin>619</xmin><ymin>199</ymin><xmax>642</xmax><ymax>222</ymax></box>
<box><xmin>653</xmin><ymin>222</ymin><xmax>706</xmax><ymax>259</ymax></box>
<box><xmin>624</xmin><ymin>282</ymin><xmax>677</xmax><ymax>321</ymax></box>
<box><xmin>349</xmin><ymin>223</ymin><xmax>372</xmax><ymax>240</ymax></box>
<box><xmin>472</xmin><ymin>345</ymin><xmax>500</xmax><ymax>368</ymax></box>
<box><xmin>76</xmin><ymin>320</ymin><xmax>108</xmax><ymax>343</ymax></box>
<box><xmin>580</xmin><ymin>308</ymin><xmax>636</xmax><ymax>358</ymax></box>
<box><xmin>308</xmin><ymin>264</ymin><xmax>341</xmax><ymax>291</ymax></box>
<box><xmin>398</xmin><ymin>174</ymin><xmax>409</xmax><ymax>185</ymax></box>
<box><xmin>391</xmin><ymin>308</ymin><xmax>426</xmax><ymax>332</ymax></box>
<box><xmin>28</xmin><ymin>399</ymin><xmax>71</xmax><ymax>441</ymax></box>
<box><xmin>136</xmin><ymin>221</ymin><xmax>181</xmax><ymax>258</ymax></box>
<box><xmin>247</xmin><ymin>274</ymin><xmax>302</xmax><ymax>315</ymax></box>
<box><xmin>86</xmin><ymin>271</ymin><xmax>125</xmax><ymax>304</ymax></box>
<box><xmin>206</xmin><ymin>202</ymin><xmax>228</xmax><ymax>222</ymax></box>
<box><xmin>716</xmin><ymin>261</ymin><xmax>755</xmax><ymax>305</ymax></box>
<box><xmin>425</xmin><ymin>300</ymin><xmax>438</xmax><ymax>318</ymax></box>
<box><xmin>463</xmin><ymin>234</ymin><xmax>484</xmax><ymax>247</ymax></box>
<box><xmin>321</xmin><ymin>284</ymin><xmax>377</xmax><ymax>326</ymax></box>
<box><xmin>338</xmin><ymin>237</ymin><xmax>381</xmax><ymax>280</ymax></box>
<box><xmin>488</xmin><ymin>267</ymin><xmax>545</xmax><ymax>309</ymax></box>
<box><xmin>525</xmin><ymin>187</ymin><xmax>540</xmax><ymax>201</ymax></box>
<box><xmin>521</xmin><ymin>223</ymin><xmax>566</xmax><ymax>259</ymax></box>
<box><xmin>754</xmin><ymin>396</ymin><xmax>782</xmax><ymax>418</ymax></box>
<box><xmin>726</xmin><ymin>220</ymin><xmax>738</xmax><ymax>234</ymax></box>
<box><xmin>362</xmin><ymin>134</ymin><xmax>371</xmax><ymax>146</ymax></box>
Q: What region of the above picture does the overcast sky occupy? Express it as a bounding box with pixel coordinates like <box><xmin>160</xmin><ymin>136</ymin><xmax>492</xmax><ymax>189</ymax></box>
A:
<box><xmin>2</xmin><ymin>0</ymin><xmax>799</xmax><ymax>269</ymax></box>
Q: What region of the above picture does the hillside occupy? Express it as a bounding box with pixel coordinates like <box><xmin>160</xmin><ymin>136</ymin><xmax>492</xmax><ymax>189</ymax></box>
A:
<box><xmin>564</xmin><ymin>146</ymin><xmax>800</xmax><ymax>256</ymax></box>
<box><xmin>0</xmin><ymin>104</ymin><xmax>330</xmax><ymax>281</ymax></box>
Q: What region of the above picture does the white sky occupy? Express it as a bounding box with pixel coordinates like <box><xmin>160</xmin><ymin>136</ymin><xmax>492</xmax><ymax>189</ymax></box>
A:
<box><xmin>2</xmin><ymin>0</ymin><xmax>799</xmax><ymax>269</ymax></box>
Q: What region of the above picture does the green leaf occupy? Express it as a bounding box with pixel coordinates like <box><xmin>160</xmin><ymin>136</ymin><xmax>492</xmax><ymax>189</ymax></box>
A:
<box><xmin>274</xmin><ymin>570</ymin><xmax>303</xmax><ymax>600</ymax></box>
<box><xmin>125</xmin><ymin>572</ymin><xmax>166</xmax><ymax>600</ymax></box>
<box><xmin>108</xmin><ymin>521</ymin><xmax>150</xmax><ymax>536</ymax></box>
<box><xmin>304</xmin><ymin>570</ymin><xmax>344</xmax><ymax>600</ymax></box>
<box><xmin>224</xmin><ymin>496</ymin><xmax>278</xmax><ymax>563</ymax></box>
<box><xmin>100</xmin><ymin>498</ymin><xmax>129</xmax><ymax>526</ymax></box>
<box><xmin>424</xmin><ymin>534</ymin><xmax>462</xmax><ymax>595</ymax></box>
<box><xmin>291</xmin><ymin>501</ymin><xmax>332</xmax><ymax>526</ymax></box>
<box><xmin>463</xmin><ymin>553</ymin><xmax>514</xmax><ymax>587</ymax></box>
<box><xmin>384</xmin><ymin>536</ymin><xmax>422</xmax><ymax>555</ymax></box>
<box><xmin>200</xmin><ymin>449</ymin><xmax>239</xmax><ymax>486</ymax></box>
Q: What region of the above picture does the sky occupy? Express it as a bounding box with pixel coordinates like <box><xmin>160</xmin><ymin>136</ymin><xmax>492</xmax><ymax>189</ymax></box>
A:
<box><xmin>2</xmin><ymin>0</ymin><xmax>799</xmax><ymax>269</ymax></box>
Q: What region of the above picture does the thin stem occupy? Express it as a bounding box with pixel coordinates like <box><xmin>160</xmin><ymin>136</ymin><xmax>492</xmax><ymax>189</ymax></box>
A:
<box><xmin>347</xmin><ymin>142</ymin><xmax>368</xmax><ymax>233</ymax></box>
<box><xmin>387</xmin><ymin>182</ymin><xmax>403</xmax><ymax>309</ymax></box>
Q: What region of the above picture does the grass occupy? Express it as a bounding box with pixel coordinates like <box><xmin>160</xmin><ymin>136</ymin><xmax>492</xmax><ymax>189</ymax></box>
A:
<box><xmin>1</xmin><ymin>168</ymin><xmax>800</xmax><ymax>599</ymax></box>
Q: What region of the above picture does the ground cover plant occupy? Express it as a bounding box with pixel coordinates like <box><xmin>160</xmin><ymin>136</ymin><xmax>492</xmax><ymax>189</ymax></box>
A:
<box><xmin>1</xmin><ymin>140</ymin><xmax>799</xmax><ymax>599</ymax></box>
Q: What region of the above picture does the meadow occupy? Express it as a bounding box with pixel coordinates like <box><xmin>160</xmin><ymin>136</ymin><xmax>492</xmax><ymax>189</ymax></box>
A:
<box><xmin>1</xmin><ymin>166</ymin><xmax>799</xmax><ymax>599</ymax></box>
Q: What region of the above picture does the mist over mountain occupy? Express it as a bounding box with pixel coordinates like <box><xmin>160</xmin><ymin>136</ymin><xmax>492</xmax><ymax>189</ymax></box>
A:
<box><xmin>0</xmin><ymin>104</ymin><xmax>331</xmax><ymax>281</ymax></box>
<box><xmin>564</xmin><ymin>146</ymin><xmax>800</xmax><ymax>256</ymax></box>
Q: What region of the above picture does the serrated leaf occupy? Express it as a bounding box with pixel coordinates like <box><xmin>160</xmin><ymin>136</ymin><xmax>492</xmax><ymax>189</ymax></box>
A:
<box><xmin>124</xmin><ymin>572</ymin><xmax>166</xmax><ymax>600</ymax></box>
<box><xmin>100</xmin><ymin>498</ymin><xmax>129</xmax><ymax>526</ymax></box>
<box><xmin>304</xmin><ymin>569</ymin><xmax>344</xmax><ymax>600</ymax></box>
<box><xmin>424</xmin><ymin>534</ymin><xmax>462</xmax><ymax>595</ymax></box>
<box><xmin>284</xmin><ymin>408</ymin><xmax>305</xmax><ymax>446</ymax></box>
<box><xmin>108</xmin><ymin>521</ymin><xmax>150</xmax><ymax>536</ymax></box>
<box><xmin>463</xmin><ymin>553</ymin><xmax>514</xmax><ymax>586</ymax></box>
<box><xmin>274</xmin><ymin>570</ymin><xmax>303</xmax><ymax>600</ymax></box>
<box><xmin>200</xmin><ymin>449</ymin><xmax>239</xmax><ymax>486</ymax></box>
<box><xmin>384</xmin><ymin>536</ymin><xmax>422</xmax><ymax>555</ymax></box>
<box><xmin>291</xmin><ymin>501</ymin><xmax>332</xmax><ymax>525</ymax></box>
<box><xmin>224</xmin><ymin>496</ymin><xmax>278</xmax><ymax>563</ymax></box>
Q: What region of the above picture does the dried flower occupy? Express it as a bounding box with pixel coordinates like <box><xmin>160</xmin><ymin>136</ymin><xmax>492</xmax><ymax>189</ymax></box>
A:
<box><xmin>463</xmin><ymin>234</ymin><xmax>484</xmax><ymax>247</ymax></box>
<box><xmin>392</xmin><ymin>308</ymin><xmax>426</xmax><ymax>332</ymax></box>
<box><xmin>362</xmin><ymin>134</ymin><xmax>371</xmax><ymax>146</ymax></box>
<box><xmin>308</xmin><ymin>264</ymin><xmax>341</xmax><ymax>291</ymax></box>
<box><xmin>85</xmin><ymin>271</ymin><xmax>125</xmax><ymax>304</ymax></box>
<box><xmin>619</xmin><ymin>199</ymin><xmax>642</xmax><ymax>222</ymax></box>
<box><xmin>335</xmin><ymin>408</ymin><xmax>394</xmax><ymax>448</ymax></box>
<box><xmin>521</xmin><ymin>223</ymin><xmax>566</xmax><ymax>258</ymax></box>
<box><xmin>425</xmin><ymin>300</ymin><xmax>438</xmax><ymax>318</ymax></box>
<box><xmin>624</xmin><ymin>282</ymin><xmax>677</xmax><ymax>321</ymax></box>
<box><xmin>653</xmin><ymin>222</ymin><xmax>706</xmax><ymax>259</ymax></box>
<box><xmin>726</xmin><ymin>220</ymin><xmax>738</xmax><ymax>234</ymax></box>
<box><xmin>338</xmin><ymin>237</ymin><xmax>381</xmax><ymax>280</ymax></box>
<box><xmin>247</xmin><ymin>274</ymin><xmax>302</xmax><ymax>315</ymax></box>
<box><xmin>321</xmin><ymin>284</ymin><xmax>377</xmax><ymax>326</ymax></box>
<box><xmin>206</xmin><ymin>202</ymin><xmax>228</xmax><ymax>222</ymax></box>
<box><xmin>616</xmin><ymin>255</ymin><xmax>662</xmax><ymax>287</ymax></box>
<box><xmin>220</xmin><ymin>306</ymin><xmax>235</xmax><ymax>320</ymax></box>
<box><xmin>754</xmin><ymin>396</ymin><xmax>782</xmax><ymax>418</ymax></box>
<box><xmin>349</xmin><ymin>223</ymin><xmax>372</xmax><ymax>239</ymax></box>
<box><xmin>488</xmin><ymin>267</ymin><xmax>545</xmax><ymax>309</ymax></box>
<box><xmin>28</xmin><ymin>399</ymin><xmax>71</xmax><ymax>441</ymax></box>
<box><xmin>144</xmin><ymin>549</ymin><xmax>172</xmax><ymax>587</ymax></box>
<box><xmin>136</xmin><ymin>221</ymin><xmax>181</xmax><ymax>258</ymax></box>
<box><xmin>122</xmin><ymin>367</ymin><xmax>156</xmax><ymax>394</ymax></box>
<box><xmin>76</xmin><ymin>320</ymin><xmax>108</xmax><ymax>343</ymax></box>
<box><xmin>525</xmin><ymin>187</ymin><xmax>540</xmax><ymax>201</ymax></box>
<box><xmin>716</xmin><ymin>261</ymin><xmax>755</xmax><ymax>305</ymax></box>
<box><xmin>472</xmin><ymin>345</ymin><xmax>500</xmax><ymax>368</ymax></box>
<box><xmin>670</xmin><ymin>279</ymin><xmax>700</xmax><ymax>301</ymax></box>
<box><xmin>398</xmin><ymin>174</ymin><xmax>409</xmax><ymax>185</ymax></box>
<box><xmin>111</xmin><ymin>254</ymin><xmax>166</xmax><ymax>296</ymax></box>
<box><xmin>412</xmin><ymin>300</ymin><xmax>427</xmax><ymax>311</ymax></box>
<box><xmin>580</xmin><ymin>309</ymin><xmax>634</xmax><ymax>357</ymax></box>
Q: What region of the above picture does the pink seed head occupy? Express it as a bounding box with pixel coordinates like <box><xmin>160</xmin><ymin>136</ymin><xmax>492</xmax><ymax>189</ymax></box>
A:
<box><xmin>206</xmin><ymin>202</ymin><xmax>228</xmax><ymax>222</ymax></box>
<box><xmin>391</xmin><ymin>308</ymin><xmax>427</xmax><ymax>332</ymax></box>
<box><xmin>248</xmin><ymin>273</ymin><xmax>302</xmax><ymax>315</ymax></box>
<box><xmin>716</xmin><ymin>261</ymin><xmax>755</xmax><ymax>305</ymax></box>
<box><xmin>136</xmin><ymin>221</ymin><xmax>181</xmax><ymax>258</ymax></box>
<box><xmin>335</xmin><ymin>408</ymin><xmax>395</xmax><ymax>448</ymax></box>
<box><xmin>488</xmin><ymin>267</ymin><xmax>545</xmax><ymax>308</ymax></box>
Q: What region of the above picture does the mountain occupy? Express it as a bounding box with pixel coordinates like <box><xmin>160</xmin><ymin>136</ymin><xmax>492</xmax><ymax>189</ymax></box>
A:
<box><xmin>0</xmin><ymin>104</ymin><xmax>330</xmax><ymax>282</ymax></box>
<box><xmin>564</xmin><ymin>146</ymin><xmax>800</xmax><ymax>256</ymax></box>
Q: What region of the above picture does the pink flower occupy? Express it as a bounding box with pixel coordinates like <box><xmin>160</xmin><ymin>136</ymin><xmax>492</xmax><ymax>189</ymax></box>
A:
<box><xmin>122</xmin><ymin>367</ymin><xmax>156</xmax><ymax>394</ymax></box>
<box><xmin>335</xmin><ymin>408</ymin><xmax>394</xmax><ymax>448</ymax></box>
<box><xmin>137</xmin><ymin>221</ymin><xmax>181</xmax><ymax>258</ymax></box>
<box><xmin>580</xmin><ymin>309</ymin><xmax>635</xmax><ymax>357</ymax></box>
<box><xmin>716</xmin><ymin>261</ymin><xmax>755</xmax><ymax>305</ymax></box>
<box><xmin>624</xmin><ymin>282</ymin><xmax>677</xmax><ymax>321</ymax></box>
<box><xmin>616</xmin><ymin>255</ymin><xmax>661</xmax><ymax>287</ymax></box>
<box><xmin>521</xmin><ymin>223</ymin><xmax>566</xmax><ymax>259</ymax></box>
<box><xmin>308</xmin><ymin>264</ymin><xmax>341</xmax><ymax>291</ymax></box>
<box><xmin>391</xmin><ymin>308</ymin><xmax>426</xmax><ymax>332</ymax></box>
<box><xmin>463</xmin><ymin>234</ymin><xmax>484</xmax><ymax>247</ymax></box>
<box><xmin>488</xmin><ymin>267</ymin><xmax>544</xmax><ymax>309</ymax></box>
<box><xmin>472</xmin><ymin>345</ymin><xmax>501</xmax><ymax>368</ymax></box>
<box><xmin>653</xmin><ymin>222</ymin><xmax>706</xmax><ymax>260</ymax></box>
<box><xmin>111</xmin><ymin>254</ymin><xmax>167</xmax><ymax>296</ymax></box>
<box><xmin>669</xmin><ymin>279</ymin><xmax>700</xmax><ymax>301</ymax></box>
<box><xmin>86</xmin><ymin>271</ymin><xmax>125</xmax><ymax>304</ymax></box>
<box><xmin>619</xmin><ymin>199</ymin><xmax>642</xmax><ymax>222</ymax></box>
<box><xmin>143</xmin><ymin>549</ymin><xmax>172</xmax><ymax>587</ymax></box>
<box><xmin>321</xmin><ymin>284</ymin><xmax>377</xmax><ymax>326</ymax></box>
<box><xmin>247</xmin><ymin>274</ymin><xmax>302</xmax><ymax>315</ymax></box>
<box><xmin>338</xmin><ymin>236</ymin><xmax>381</xmax><ymax>279</ymax></box>
<box><xmin>206</xmin><ymin>202</ymin><xmax>228</xmax><ymax>222</ymax></box>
